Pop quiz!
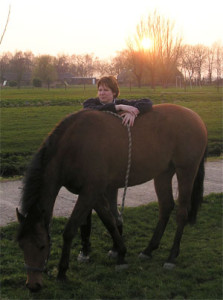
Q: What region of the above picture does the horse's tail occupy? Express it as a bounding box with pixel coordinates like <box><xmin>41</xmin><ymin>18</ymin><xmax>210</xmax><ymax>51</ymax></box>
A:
<box><xmin>188</xmin><ymin>149</ymin><xmax>207</xmax><ymax>225</ymax></box>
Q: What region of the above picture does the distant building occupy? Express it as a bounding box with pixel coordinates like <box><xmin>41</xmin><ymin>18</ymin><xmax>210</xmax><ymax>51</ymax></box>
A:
<box><xmin>70</xmin><ymin>77</ymin><xmax>96</xmax><ymax>85</ymax></box>
<box><xmin>58</xmin><ymin>74</ymin><xmax>96</xmax><ymax>85</ymax></box>
<box><xmin>57</xmin><ymin>73</ymin><xmax>74</xmax><ymax>83</ymax></box>
<box><xmin>1</xmin><ymin>71</ymin><xmax>97</xmax><ymax>87</ymax></box>
<box><xmin>1</xmin><ymin>71</ymin><xmax>32</xmax><ymax>86</ymax></box>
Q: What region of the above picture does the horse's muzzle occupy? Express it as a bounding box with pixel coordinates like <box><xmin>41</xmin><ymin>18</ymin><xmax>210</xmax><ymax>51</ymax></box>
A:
<box><xmin>26</xmin><ymin>274</ymin><xmax>43</xmax><ymax>292</ymax></box>
<box><xmin>26</xmin><ymin>281</ymin><xmax>42</xmax><ymax>292</ymax></box>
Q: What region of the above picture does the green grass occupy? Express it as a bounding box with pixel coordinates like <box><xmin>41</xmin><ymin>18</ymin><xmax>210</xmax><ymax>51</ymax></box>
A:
<box><xmin>0</xmin><ymin>193</ymin><xmax>222</xmax><ymax>299</ymax></box>
<box><xmin>0</xmin><ymin>86</ymin><xmax>96</xmax><ymax>106</ymax></box>
<box><xmin>0</xmin><ymin>86</ymin><xmax>222</xmax><ymax>176</ymax></box>
<box><xmin>1</xmin><ymin>85</ymin><xmax>222</xmax><ymax>104</ymax></box>
<box><xmin>0</xmin><ymin>105</ymin><xmax>82</xmax><ymax>176</ymax></box>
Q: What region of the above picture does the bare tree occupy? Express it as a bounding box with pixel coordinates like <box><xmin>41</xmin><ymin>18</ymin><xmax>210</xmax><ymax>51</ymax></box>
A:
<box><xmin>55</xmin><ymin>54</ymin><xmax>70</xmax><ymax>75</ymax></box>
<box><xmin>54</xmin><ymin>54</ymin><xmax>71</xmax><ymax>88</ymax></box>
<box><xmin>134</xmin><ymin>16</ymin><xmax>160</xmax><ymax>88</ymax></box>
<box><xmin>76</xmin><ymin>54</ymin><xmax>95</xmax><ymax>77</ymax></box>
<box><xmin>180</xmin><ymin>45</ymin><xmax>197</xmax><ymax>88</ymax></box>
<box><xmin>126</xmin><ymin>38</ymin><xmax>145</xmax><ymax>88</ymax></box>
<box><xmin>214</xmin><ymin>42</ymin><xmax>223</xmax><ymax>91</ymax></box>
<box><xmin>10</xmin><ymin>51</ymin><xmax>34</xmax><ymax>88</ymax></box>
<box><xmin>0</xmin><ymin>5</ymin><xmax>11</xmax><ymax>46</ymax></box>
<box><xmin>0</xmin><ymin>52</ymin><xmax>12</xmax><ymax>83</ymax></box>
<box><xmin>110</xmin><ymin>51</ymin><xmax>127</xmax><ymax>77</ymax></box>
<box><xmin>93</xmin><ymin>58</ymin><xmax>110</xmax><ymax>77</ymax></box>
<box><xmin>206</xmin><ymin>45</ymin><xmax>216</xmax><ymax>84</ymax></box>
<box><xmin>127</xmin><ymin>11</ymin><xmax>182</xmax><ymax>88</ymax></box>
<box><xmin>69</xmin><ymin>54</ymin><xmax>78</xmax><ymax>76</ymax></box>
<box><xmin>193</xmin><ymin>44</ymin><xmax>208</xmax><ymax>86</ymax></box>
<box><xmin>33</xmin><ymin>55</ymin><xmax>57</xmax><ymax>90</ymax></box>
<box><xmin>158</xmin><ymin>18</ymin><xmax>182</xmax><ymax>87</ymax></box>
<box><xmin>128</xmin><ymin>50</ymin><xmax>145</xmax><ymax>87</ymax></box>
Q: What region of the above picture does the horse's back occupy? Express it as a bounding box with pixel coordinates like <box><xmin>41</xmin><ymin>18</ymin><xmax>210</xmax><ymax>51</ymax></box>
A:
<box><xmin>151</xmin><ymin>104</ymin><xmax>207</xmax><ymax>144</ymax></box>
<box><xmin>49</xmin><ymin>105</ymin><xmax>207</xmax><ymax>189</ymax></box>
<box><xmin>150</xmin><ymin>104</ymin><xmax>207</xmax><ymax>165</ymax></box>
<box><xmin>153</xmin><ymin>103</ymin><xmax>206</xmax><ymax>128</ymax></box>
<box><xmin>126</xmin><ymin>104</ymin><xmax>207</xmax><ymax>184</ymax></box>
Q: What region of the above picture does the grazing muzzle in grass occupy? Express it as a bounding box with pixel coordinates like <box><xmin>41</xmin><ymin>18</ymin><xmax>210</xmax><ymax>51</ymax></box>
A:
<box><xmin>16</xmin><ymin>208</ymin><xmax>51</xmax><ymax>291</ymax></box>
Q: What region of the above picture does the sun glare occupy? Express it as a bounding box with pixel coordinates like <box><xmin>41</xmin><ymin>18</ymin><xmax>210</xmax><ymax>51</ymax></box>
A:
<box><xmin>141</xmin><ymin>37</ymin><xmax>152</xmax><ymax>50</ymax></box>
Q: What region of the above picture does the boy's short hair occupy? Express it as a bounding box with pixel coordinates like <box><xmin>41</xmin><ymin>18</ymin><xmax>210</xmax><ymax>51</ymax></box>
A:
<box><xmin>97</xmin><ymin>76</ymin><xmax>120</xmax><ymax>98</ymax></box>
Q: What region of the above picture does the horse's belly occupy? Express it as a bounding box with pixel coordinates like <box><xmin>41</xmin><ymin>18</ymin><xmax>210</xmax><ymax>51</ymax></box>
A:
<box><xmin>129</xmin><ymin>165</ymin><xmax>167</xmax><ymax>186</ymax></box>
<box><xmin>113</xmin><ymin>158</ymin><xmax>171</xmax><ymax>188</ymax></box>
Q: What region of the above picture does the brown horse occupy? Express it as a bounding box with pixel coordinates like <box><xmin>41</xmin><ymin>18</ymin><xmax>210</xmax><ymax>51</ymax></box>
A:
<box><xmin>17</xmin><ymin>104</ymin><xmax>207</xmax><ymax>291</ymax></box>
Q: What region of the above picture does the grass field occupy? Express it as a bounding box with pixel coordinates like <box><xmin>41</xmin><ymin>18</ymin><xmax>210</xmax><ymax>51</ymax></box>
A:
<box><xmin>0</xmin><ymin>85</ymin><xmax>222</xmax><ymax>176</ymax></box>
<box><xmin>0</xmin><ymin>193</ymin><xmax>222</xmax><ymax>299</ymax></box>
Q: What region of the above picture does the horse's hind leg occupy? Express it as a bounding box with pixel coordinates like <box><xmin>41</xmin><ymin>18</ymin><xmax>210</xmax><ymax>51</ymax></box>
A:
<box><xmin>78</xmin><ymin>211</ymin><xmax>92</xmax><ymax>259</ymax></box>
<box><xmin>164</xmin><ymin>166</ymin><xmax>197</xmax><ymax>269</ymax></box>
<box><xmin>94</xmin><ymin>196</ymin><xmax>127</xmax><ymax>268</ymax></box>
<box><xmin>106</xmin><ymin>188</ymin><xmax>123</xmax><ymax>256</ymax></box>
<box><xmin>79</xmin><ymin>188</ymin><xmax>121</xmax><ymax>260</ymax></box>
<box><xmin>140</xmin><ymin>167</ymin><xmax>175</xmax><ymax>259</ymax></box>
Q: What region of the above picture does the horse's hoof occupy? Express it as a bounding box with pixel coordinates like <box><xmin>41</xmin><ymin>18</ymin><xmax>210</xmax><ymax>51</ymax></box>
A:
<box><xmin>163</xmin><ymin>262</ymin><xmax>176</xmax><ymax>270</ymax></box>
<box><xmin>115</xmin><ymin>264</ymin><xmax>128</xmax><ymax>271</ymax></box>
<box><xmin>138</xmin><ymin>252</ymin><xmax>151</xmax><ymax>260</ymax></box>
<box><xmin>77</xmin><ymin>251</ymin><xmax>90</xmax><ymax>262</ymax></box>
<box><xmin>108</xmin><ymin>249</ymin><xmax>118</xmax><ymax>259</ymax></box>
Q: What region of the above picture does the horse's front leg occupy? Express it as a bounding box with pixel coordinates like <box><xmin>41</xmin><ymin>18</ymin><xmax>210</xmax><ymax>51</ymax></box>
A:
<box><xmin>57</xmin><ymin>233</ymin><xmax>72</xmax><ymax>281</ymax></box>
<box><xmin>57</xmin><ymin>194</ymin><xmax>93</xmax><ymax>280</ymax></box>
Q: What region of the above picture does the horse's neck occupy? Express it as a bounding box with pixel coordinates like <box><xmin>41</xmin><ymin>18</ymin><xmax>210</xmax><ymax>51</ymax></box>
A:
<box><xmin>24</xmin><ymin>187</ymin><xmax>59</xmax><ymax>228</ymax></box>
<box><xmin>39</xmin><ymin>184</ymin><xmax>61</xmax><ymax>226</ymax></box>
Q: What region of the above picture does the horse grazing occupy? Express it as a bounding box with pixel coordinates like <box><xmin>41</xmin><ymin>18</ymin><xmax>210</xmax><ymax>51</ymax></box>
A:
<box><xmin>16</xmin><ymin>104</ymin><xmax>207</xmax><ymax>292</ymax></box>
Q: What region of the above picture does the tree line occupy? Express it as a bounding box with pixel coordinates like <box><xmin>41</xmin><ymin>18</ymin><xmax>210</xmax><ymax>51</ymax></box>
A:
<box><xmin>0</xmin><ymin>11</ymin><xmax>222</xmax><ymax>89</ymax></box>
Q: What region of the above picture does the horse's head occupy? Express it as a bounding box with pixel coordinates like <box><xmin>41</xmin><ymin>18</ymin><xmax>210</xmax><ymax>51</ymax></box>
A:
<box><xmin>16</xmin><ymin>208</ymin><xmax>51</xmax><ymax>292</ymax></box>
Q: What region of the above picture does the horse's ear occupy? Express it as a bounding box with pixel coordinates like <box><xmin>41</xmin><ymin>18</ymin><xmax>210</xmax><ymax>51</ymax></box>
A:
<box><xmin>16</xmin><ymin>208</ymin><xmax>25</xmax><ymax>223</ymax></box>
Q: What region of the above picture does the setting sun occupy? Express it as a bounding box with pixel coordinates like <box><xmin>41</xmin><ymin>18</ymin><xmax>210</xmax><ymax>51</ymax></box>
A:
<box><xmin>141</xmin><ymin>37</ymin><xmax>152</xmax><ymax>50</ymax></box>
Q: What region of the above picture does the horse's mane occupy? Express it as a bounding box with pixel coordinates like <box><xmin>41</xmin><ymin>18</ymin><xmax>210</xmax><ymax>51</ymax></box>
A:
<box><xmin>20</xmin><ymin>111</ymin><xmax>83</xmax><ymax>215</ymax></box>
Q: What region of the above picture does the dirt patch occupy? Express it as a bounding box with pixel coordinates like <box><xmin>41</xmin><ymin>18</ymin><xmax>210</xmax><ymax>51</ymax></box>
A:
<box><xmin>0</xmin><ymin>161</ymin><xmax>222</xmax><ymax>227</ymax></box>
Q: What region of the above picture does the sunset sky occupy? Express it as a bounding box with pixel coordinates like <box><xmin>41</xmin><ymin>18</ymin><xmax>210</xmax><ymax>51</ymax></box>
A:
<box><xmin>0</xmin><ymin>0</ymin><xmax>222</xmax><ymax>59</ymax></box>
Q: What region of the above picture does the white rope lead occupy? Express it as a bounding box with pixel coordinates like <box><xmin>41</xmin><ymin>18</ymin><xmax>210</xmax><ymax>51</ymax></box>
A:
<box><xmin>103</xmin><ymin>111</ymin><xmax>132</xmax><ymax>215</ymax></box>
<box><xmin>121</xmin><ymin>122</ymin><xmax>132</xmax><ymax>215</ymax></box>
